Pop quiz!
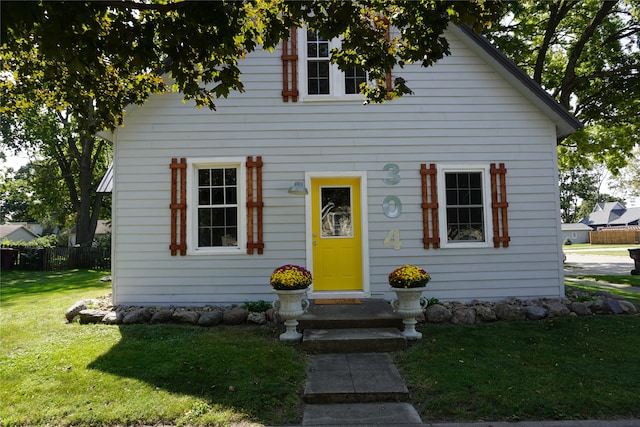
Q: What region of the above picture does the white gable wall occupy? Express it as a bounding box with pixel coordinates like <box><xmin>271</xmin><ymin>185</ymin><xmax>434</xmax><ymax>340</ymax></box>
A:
<box><xmin>111</xmin><ymin>29</ymin><xmax>565</xmax><ymax>306</ymax></box>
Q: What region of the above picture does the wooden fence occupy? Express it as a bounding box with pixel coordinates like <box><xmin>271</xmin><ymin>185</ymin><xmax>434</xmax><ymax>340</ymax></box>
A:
<box><xmin>1</xmin><ymin>247</ymin><xmax>110</xmax><ymax>271</ymax></box>
<box><xmin>589</xmin><ymin>229</ymin><xmax>640</xmax><ymax>245</ymax></box>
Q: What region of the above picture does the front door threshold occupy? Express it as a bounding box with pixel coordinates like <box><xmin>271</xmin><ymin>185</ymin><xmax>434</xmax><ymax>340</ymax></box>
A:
<box><xmin>307</xmin><ymin>291</ymin><xmax>371</xmax><ymax>300</ymax></box>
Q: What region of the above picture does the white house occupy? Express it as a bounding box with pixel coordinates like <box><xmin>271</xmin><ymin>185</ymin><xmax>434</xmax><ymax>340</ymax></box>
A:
<box><xmin>561</xmin><ymin>223</ymin><xmax>592</xmax><ymax>244</ymax></box>
<box><xmin>0</xmin><ymin>224</ymin><xmax>40</xmax><ymax>242</ymax></box>
<box><xmin>67</xmin><ymin>220</ymin><xmax>112</xmax><ymax>247</ymax></box>
<box><xmin>105</xmin><ymin>25</ymin><xmax>581</xmax><ymax>306</ymax></box>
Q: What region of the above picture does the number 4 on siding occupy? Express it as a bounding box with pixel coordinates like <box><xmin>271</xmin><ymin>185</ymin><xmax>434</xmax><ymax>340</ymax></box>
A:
<box><xmin>384</xmin><ymin>228</ymin><xmax>403</xmax><ymax>250</ymax></box>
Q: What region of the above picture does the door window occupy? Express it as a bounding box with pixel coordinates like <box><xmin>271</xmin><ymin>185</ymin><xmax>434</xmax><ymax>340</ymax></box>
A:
<box><xmin>320</xmin><ymin>187</ymin><xmax>352</xmax><ymax>237</ymax></box>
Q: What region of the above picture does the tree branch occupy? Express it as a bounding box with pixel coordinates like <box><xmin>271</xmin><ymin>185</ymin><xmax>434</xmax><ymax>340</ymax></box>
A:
<box><xmin>533</xmin><ymin>0</ymin><xmax>580</xmax><ymax>84</ymax></box>
<box><xmin>559</xmin><ymin>0</ymin><xmax>619</xmax><ymax>108</ymax></box>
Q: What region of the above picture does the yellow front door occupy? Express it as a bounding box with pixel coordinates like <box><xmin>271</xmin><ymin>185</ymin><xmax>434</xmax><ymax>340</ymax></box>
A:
<box><xmin>311</xmin><ymin>177</ymin><xmax>363</xmax><ymax>291</ymax></box>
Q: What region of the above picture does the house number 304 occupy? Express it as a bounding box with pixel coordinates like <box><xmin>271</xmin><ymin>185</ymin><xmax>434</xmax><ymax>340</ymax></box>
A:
<box><xmin>383</xmin><ymin>163</ymin><xmax>403</xmax><ymax>250</ymax></box>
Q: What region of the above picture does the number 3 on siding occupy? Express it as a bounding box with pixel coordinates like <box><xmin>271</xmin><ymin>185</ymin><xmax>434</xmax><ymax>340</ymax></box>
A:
<box><xmin>382</xmin><ymin>163</ymin><xmax>401</xmax><ymax>185</ymax></box>
<box><xmin>384</xmin><ymin>228</ymin><xmax>403</xmax><ymax>250</ymax></box>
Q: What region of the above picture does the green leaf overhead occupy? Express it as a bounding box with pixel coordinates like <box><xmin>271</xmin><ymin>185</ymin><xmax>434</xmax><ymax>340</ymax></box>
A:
<box><xmin>1</xmin><ymin>0</ymin><xmax>502</xmax><ymax>131</ymax></box>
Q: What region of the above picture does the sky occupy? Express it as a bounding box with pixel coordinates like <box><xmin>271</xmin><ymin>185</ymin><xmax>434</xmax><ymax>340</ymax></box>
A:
<box><xmin>2</xmin><ymin>154</ymin><xmax>31</xmax><ymax>170</ymax></box>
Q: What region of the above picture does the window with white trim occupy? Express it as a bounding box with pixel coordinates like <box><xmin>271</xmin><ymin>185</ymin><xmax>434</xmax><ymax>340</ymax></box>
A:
<box><xmin>187</xmin><ymin>158</ymin><xmax>246</xmax><ymax>254</ymax></box>
<box><xmin>301</xmin><ymin>29</ymin><xmax>367</xmax><ymax>99</ymax></box>
<box><xmin>438</xmin><ymin>166</ymin><xmax>492</xmax><ymax>247</ymax></box>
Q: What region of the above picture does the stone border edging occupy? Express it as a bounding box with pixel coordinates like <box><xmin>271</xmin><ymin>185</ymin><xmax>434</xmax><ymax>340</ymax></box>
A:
<box><xmin>65</xmin><ymin>286</ymin><xmax>638</xmax><ymax>327</ymax></box>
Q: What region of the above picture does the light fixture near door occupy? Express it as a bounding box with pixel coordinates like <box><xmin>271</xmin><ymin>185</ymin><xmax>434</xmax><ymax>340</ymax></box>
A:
<box><xmin>288</xmin><ymin>181</ymin><xmax>308</xmax><ymax>195</ymax></box>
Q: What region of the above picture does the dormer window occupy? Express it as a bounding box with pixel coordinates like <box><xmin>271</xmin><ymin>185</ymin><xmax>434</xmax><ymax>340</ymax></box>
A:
<box><xmin>301</xmin><ymin>29</ymin><xmax>367</xmax><ymax>100</ymax></box>
<box><xmin>306</xmin><ymin>30</ymin><xmax>330</xmax><ymax>95</ymax></box>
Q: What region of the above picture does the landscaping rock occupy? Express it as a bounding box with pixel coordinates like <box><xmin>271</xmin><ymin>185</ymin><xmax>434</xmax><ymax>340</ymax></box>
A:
<box><xmin>102</xmin><ymin>310</ymin><xmax>123</xmax><ymax>324</ymax></box>
<box><xmin>247</xmin><ymin>311</ymin><xmax>267</xmax><ymax>325</ymax></box>
<box><xmin>223</xmin><ymin>307</ymin><xmax>249</xmax><ymax>325</ymax></box>
<box><xmin>65</xmin><ymin>300</ymin><xmax>88</xmax><ymax>322</ymax></box>
<box><xmin>172</xmin><ymin>310</ymin><xmax>200</xmax><ymax>324</ymax></box>
<box><xmin>619</xmin><ymin>300</ymin><xmax>638</xmax><ymax>314</ymax></box>
<box><xmin>569</xmin><ymin>301</ymin><xmax>592</xmax><ymax>316</ymax></box>
<box><xmin>523</xmin><ymin>305</ymin><xmax>548</xmax><ymax>321</ymax></box>
<box><xmin>605</xmin><ymin>298</ymin><xmax>625</xmax><ymax>315</ymax></box>
<box><xmin>494</xmin><ymin>303</ymin><xmax>525</xmax><ymax>321</ymax></box>
<box><xmin>150</xmin><ymin>309</ymin><xmax>174</xmax><ymax>323</ymax></box>
<box><xmin>198</xmin><ymin>310</ymin><xmax>224</xmax><ymax>326</ymax></box>
<box><xmin>452</xmin><ymin>308</ymin><xmax>477</xmax><ymax>325</ymax></box>
<box><xmin>543</xmin><ymin>301</ymin><xmax>570</xmax><ymax>318</ymax></box>
<box><xmin>122</xmin><ymin>307</ymin><xmax>153</xmax><ymax>324</ymax></box>
<box><xmin>475</xmin><ymin>305</ymin><xmax>497</xmax><ymax>322</ymax></box>
<box><xmin>78</xmin><ymin>309</ymin><xmax>109</xmax><ymax>324</ymax></box>
<box><xmin>265</xmin><ymin>308</ymin><xmax>281</xmax><ymax>324</ymax></box>
<box><xmin>589</xmin><ymin>298</ymin><xmax>609</xmax><ymax>314</ymax></box>
<box><xmin>425</xmin><ymin>304</ymin><xmax>452</xmax><ymax>323</ymax></box>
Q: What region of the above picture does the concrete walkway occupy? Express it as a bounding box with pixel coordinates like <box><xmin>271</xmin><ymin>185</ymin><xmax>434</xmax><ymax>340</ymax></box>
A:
<box><xmin>293</xmin><ymin>254</ymin><xmax>640</xmax><ymax>427</ymax></box>
<box><xmin>302</xmin><ymin>353</ymin><xmax>422</xmax><ymax>425</ymax></box>
<box><xmin>296</xmin><ymin>353</ymin><xmax>640</xmax><ymax>426</ymax></box>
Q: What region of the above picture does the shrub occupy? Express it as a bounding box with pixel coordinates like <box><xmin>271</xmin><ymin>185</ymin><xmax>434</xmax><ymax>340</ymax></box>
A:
<box><xmin>241</xmin><ymin>300</ymin><xmax>273</xmax><ymax>312</ymax></box>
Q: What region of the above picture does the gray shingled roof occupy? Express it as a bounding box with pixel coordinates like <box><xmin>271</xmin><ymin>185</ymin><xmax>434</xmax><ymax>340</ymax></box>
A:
<box><xmin>580</xmin><ymin>203</ymin><xmax>640</xmax><ymax>227</ymax></box>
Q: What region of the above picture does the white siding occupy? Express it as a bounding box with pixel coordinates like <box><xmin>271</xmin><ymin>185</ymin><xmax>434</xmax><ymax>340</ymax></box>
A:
<box><xmin>111</xmin><ymin>29</ymin><xmax>566</xmax><ymax>306</ymax></box>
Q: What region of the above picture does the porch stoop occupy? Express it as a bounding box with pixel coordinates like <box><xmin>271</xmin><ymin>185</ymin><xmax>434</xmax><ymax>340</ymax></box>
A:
<box><xmin>298</xmin><ymin>299</ymin><xmax>407</xmax><ymax>353</ymax></box>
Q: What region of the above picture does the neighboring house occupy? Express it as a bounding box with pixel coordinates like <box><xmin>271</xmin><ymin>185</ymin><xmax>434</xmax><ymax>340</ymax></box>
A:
<box><xmin>68</xmin><ymin>220</ymin><xmax>112</xmax><ymax>246</ymax></box>
<box><xmin>0</xmin><ymin>224</ymin><xmax>40</xmax><ymax>242</ymax></box>
<box><xmin>103</xmin><ymin>24</ymin><xmax>581</xmax><ymax>306</ymax></box>
<box><xmin>579</xmin><ymin>202</ymin><xmax>640</xmax><ymax>229</ymax></box>
<box><xmin>561</xmin><ymin>223</ymin><xmax>592</xmax><ymax>244</ymax></box>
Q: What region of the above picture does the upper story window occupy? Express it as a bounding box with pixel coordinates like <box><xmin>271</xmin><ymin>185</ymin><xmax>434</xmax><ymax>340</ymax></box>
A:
<box><xmin>187</xmin><ymin>157</ymin><xmax>246</xmax><ymax>254</ymax></box>
<box><xmin>306</xmin><ymin>31</ymin><xmax>330</xmax><ymax>95</ymax></box>
<box><xmin>438</xmin><ymin>166</ymin><xmax>492</xmax><ymax>248</ymax></box>
<box><xmin>301</xmin><ymin>29</ymin><xmax>367</xmax><ymax>99</ymax></box>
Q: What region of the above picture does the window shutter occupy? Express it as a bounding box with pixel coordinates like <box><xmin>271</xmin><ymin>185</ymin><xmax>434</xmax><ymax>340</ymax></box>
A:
<box><xmin>246</xmin><ymin>156</ymin><xmax>264</xmax><ymax>254</ymax></box>
<box><xmin>420</xmin><ymin>163</ymin><xmax>440</xmax><ymax>249</ymax></box>
<box><xmin>281</xmin><ymin>27</ymin><xmax>299</xmax><ymax>102</ymax></box>
<box><xmin>169</xmin><ymin>158</ymin><xmax>187</xmax><ymax>256</ymax></box>
<box><xmin>490</xmin><ymin>163</ymin><xmax>510</xmax><ymax>248</ymax></box>
<box><xmin>384</xmin><ymin>22</ymin><xmax>393</xmax><ymax>100</ymax></box>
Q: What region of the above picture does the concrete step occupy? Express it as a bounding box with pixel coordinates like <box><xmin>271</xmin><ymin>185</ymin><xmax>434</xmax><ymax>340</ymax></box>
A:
<box><xmin>303</xmin><ymin>328</ymin><xmax>407</xmax><ymax>353</ymax></box>
<box><xmin>302</xmin><ymin>402</ymin><xmax>423</xmax><ymax>426</ymax></box>
<box><xmin>304</xmin><ymin>353</ymin><xmax>409</xmax><ymax>404</ymax></box>
<box><xmin>298</xmin><ymin>299</ymin><xmax>403</xmax><ymax>330</ymax></box>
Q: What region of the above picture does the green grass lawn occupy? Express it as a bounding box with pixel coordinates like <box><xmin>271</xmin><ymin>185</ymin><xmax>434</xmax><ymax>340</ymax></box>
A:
<box><xmin>566</xmin><ymin>274</ymin><xmax>640</xmax><ymax>288</ymax></box>
<box><xmin>401</xmin><ymin>314</ymin><xmax>640</xmax><ymax>422</ymax></box>
<box><xmin>0</xmin><ymin>270</ymin><xmax>307</xmax><ymax>427</ymax></box>
<box><xmin>398</xmin><ymin>281</ymin><xmax>640</xmax><ymax>423</ymax></box>
<box><xmin>564</xmin><ymin>243</ymin><xmax>639</xmax><ymax>257</ymax></box>
<box><xmin>2</xmin><ymin>270</ymin><xmax>640</xmax><ymax>426</ymax></box>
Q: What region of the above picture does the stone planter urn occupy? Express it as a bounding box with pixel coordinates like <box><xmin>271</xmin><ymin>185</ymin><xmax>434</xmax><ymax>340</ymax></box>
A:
<box><xmin>390</xmin><ymin>286</ymin><xmax>428</xmax><ymax>340</ymax></box>
<box><xmin>272</xmin><ymin>288</ymin><xmax>310</xmax><ymax>341</ymax></box>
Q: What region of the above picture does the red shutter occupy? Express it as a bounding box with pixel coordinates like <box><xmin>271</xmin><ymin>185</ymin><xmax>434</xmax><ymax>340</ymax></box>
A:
<box><xmin>384</xmin><ymin>23</ymin><xmax>393</xmax><ymax>100</ymax></box>
<box><xmin>169</xmin><ymin>158</ymin><xmax>187</xmax><ymax>256</ymax></box>
<box><xmin>490</xmin><ymin>163</ymin><xmax>510</xmax><ymax>248</ymax></box>
<box><xmin>420</xmin><ymin>163</ymin><xmax>440</xmax><ymax>249</ymax></box>
<box><xmin>246</xmin><ymin>156</ymin><xmax>264</xmax><ymax>254</ymax></box>
<box><xmin>281</xmin><ymin>27</ymin><xmax>299</xmax><ymax>102</ymax></box>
